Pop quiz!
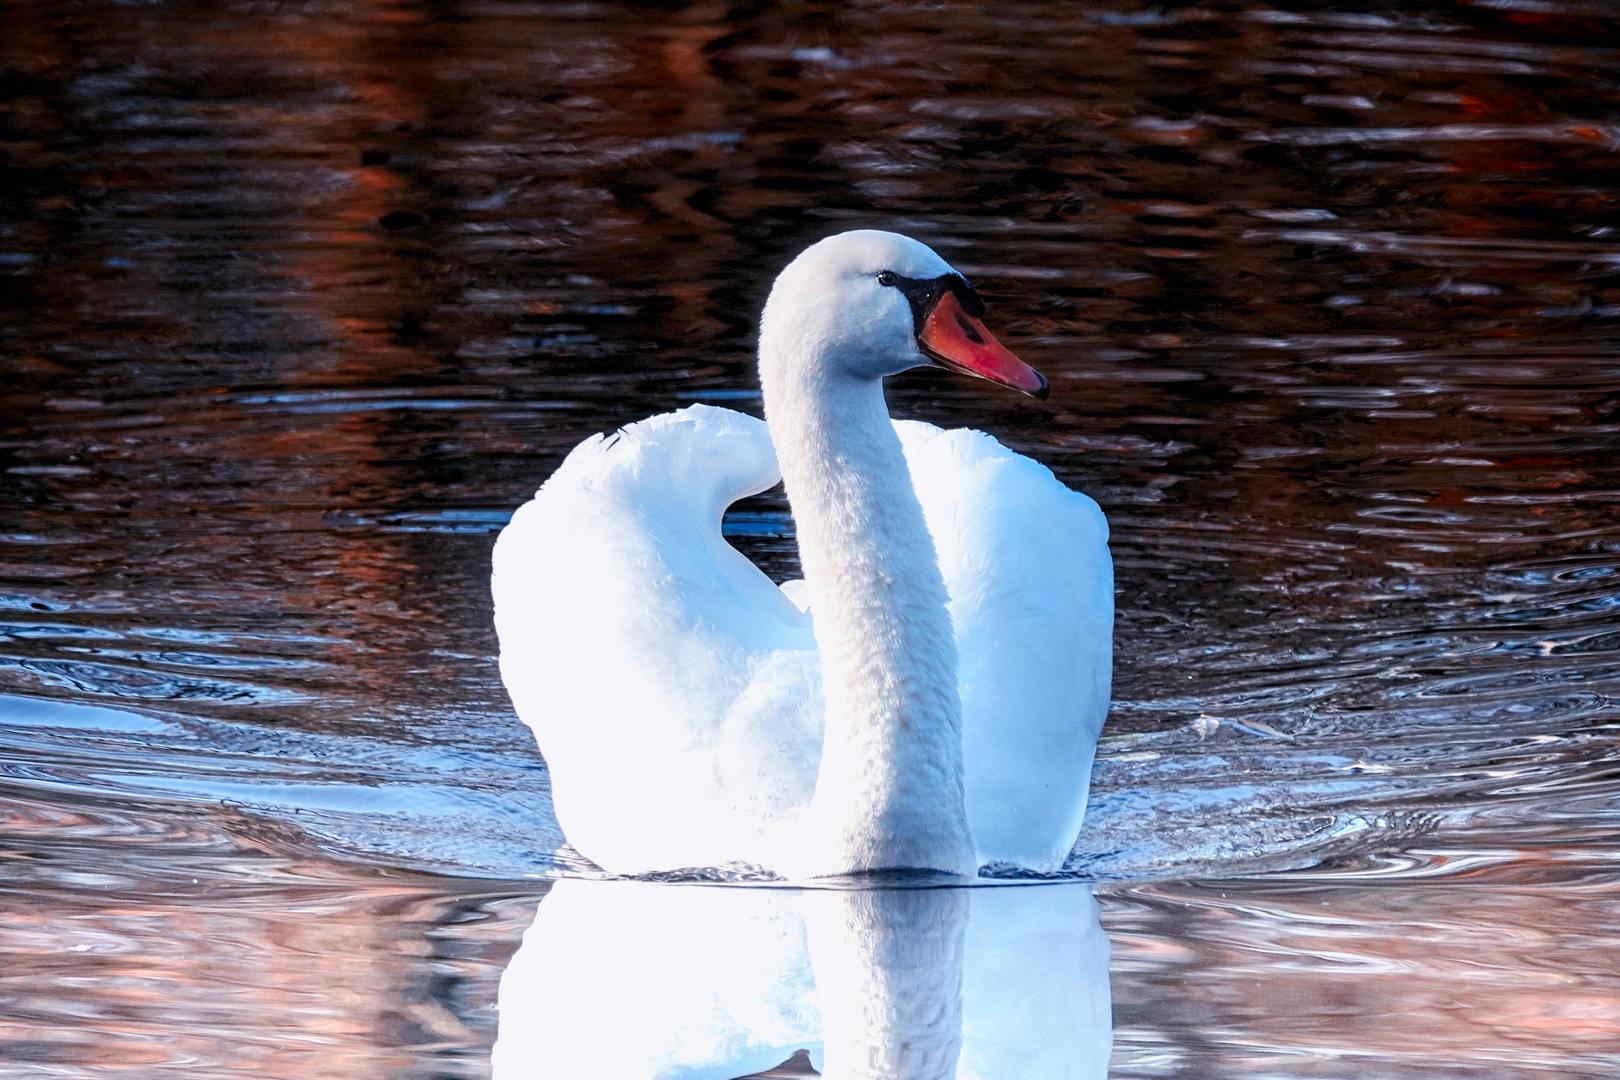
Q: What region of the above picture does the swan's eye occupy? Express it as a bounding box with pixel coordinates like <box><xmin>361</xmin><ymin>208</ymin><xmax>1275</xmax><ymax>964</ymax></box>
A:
<box><xmin>876</xmin><ymin>271</ymin><xmax>898</xmax><ymax>287</ymax></box>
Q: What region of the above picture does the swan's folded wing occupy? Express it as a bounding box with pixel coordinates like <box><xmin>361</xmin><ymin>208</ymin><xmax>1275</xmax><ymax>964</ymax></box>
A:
<box><xmin>492</xmin><ymin>405</ymin><xmax>822</xmax><ymax>874</ymax></box>
<box><xmin>896</xmin><ymin>421</ymin><xmax>1113</xmax><ymax>872</ymax></box>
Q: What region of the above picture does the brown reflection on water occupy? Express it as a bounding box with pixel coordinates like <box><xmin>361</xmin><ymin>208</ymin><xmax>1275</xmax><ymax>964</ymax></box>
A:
<box><xmin>1107</xmin><ymin>863</ymin><xmax>1620</xmax><ymax>1078</ymax></box>
<box><xmin>0</xmin><ymin>789</ymin><xmax>534</xmax><ymax>1078</ymax></box>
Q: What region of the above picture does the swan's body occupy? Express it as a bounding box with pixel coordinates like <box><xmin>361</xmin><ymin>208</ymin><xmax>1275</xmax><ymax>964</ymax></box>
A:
<box><xmin>492</xmin><ymin>231</ymin><xmax>1112</xmax><ymax>878</ymax></box>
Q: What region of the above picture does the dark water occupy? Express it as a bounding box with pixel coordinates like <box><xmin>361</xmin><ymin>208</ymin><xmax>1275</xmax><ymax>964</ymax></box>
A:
<box><xmin>3</xmin><ymin>0</ymin><xmax>1619</xmax><ymax>1075</ymax></box>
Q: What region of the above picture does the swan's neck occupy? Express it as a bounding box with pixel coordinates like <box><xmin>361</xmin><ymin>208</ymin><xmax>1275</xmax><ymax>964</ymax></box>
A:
<box><xmin>762</xmin><ymin>364</ymin><xmax>974</xmax><ymax>878</ymax></box>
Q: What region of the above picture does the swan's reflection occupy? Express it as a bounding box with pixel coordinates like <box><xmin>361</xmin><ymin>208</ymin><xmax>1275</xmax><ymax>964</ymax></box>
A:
<box><xmin>492</xmin><ymin>880</ymin><xmax>1110</xmax><ymax>1080</ymax></box>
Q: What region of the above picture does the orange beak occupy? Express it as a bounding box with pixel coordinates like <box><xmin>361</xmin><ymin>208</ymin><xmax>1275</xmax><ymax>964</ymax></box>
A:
<box><xmin>917</xmin><ymin>290</ymin><xmax>1049</xmax><ymax>400</ymax></box>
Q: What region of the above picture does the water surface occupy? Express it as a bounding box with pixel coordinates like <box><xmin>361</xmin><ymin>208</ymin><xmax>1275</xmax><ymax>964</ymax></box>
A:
<box><xmin>2</xmin><ymin>0</ymin><xmax>1618</xmax><ymax>1076</ymax></box>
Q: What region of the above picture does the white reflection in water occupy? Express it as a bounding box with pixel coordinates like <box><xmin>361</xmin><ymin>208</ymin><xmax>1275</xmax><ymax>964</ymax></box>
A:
<box><xmin>493</xmin><ymin>881</ymin><xmax>1110</xmax><ymax>1080</ymax></box>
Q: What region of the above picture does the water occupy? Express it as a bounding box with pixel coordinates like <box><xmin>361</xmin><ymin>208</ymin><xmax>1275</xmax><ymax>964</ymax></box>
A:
<box><xmin>2</xmin><ymin>0</ymin><xmax>1619</xmax><ymax>1075</ymax></box>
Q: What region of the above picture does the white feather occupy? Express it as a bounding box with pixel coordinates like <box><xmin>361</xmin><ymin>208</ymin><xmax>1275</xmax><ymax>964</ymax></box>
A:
<box><xmin>493</xmin><ymin>405</ymin><xmax>1110</xmax><ymax>874</ymax></box>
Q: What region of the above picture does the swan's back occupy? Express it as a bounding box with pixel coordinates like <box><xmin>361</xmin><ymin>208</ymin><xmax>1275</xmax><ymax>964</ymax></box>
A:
<box><xmin>897</xmin><ymin>422</ymin><xmax>1113</xmax><ymax>872</ymax></box>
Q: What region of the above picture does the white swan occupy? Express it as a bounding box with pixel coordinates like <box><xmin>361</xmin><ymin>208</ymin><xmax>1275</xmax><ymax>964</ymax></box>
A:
<box><xmin>492</xmin><ymin>230</ymin><xmax>1112</xmax><ymax>878</ymax></box>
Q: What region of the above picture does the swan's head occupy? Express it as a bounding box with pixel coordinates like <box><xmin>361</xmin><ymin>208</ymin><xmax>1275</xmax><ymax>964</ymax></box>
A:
<box><xmin>758</xmin><ymin>230</ymin><xmax>1048</xmax><ymax>399</ymax></box>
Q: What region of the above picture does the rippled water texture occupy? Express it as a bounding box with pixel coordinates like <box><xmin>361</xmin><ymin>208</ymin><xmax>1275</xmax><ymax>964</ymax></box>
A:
<box><xmin>2</xmin><ymin>0</ymin><xmax>1618</xmax><ymax>1076</ymax></box>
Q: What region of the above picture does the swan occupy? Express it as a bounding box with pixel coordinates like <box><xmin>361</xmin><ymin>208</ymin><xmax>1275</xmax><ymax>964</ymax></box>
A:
<box><xmin>491</xmin><ymin>230</ymin><xmax>1112</xmax><ymax>878</ymax></box>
